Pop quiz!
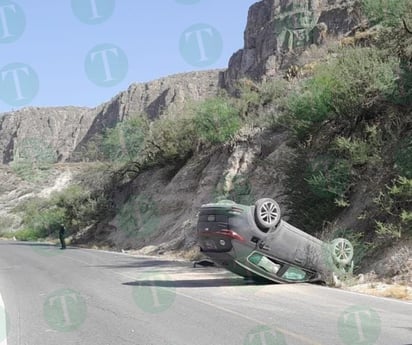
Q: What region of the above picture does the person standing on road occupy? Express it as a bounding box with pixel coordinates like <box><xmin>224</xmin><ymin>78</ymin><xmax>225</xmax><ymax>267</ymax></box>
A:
<box><xmin>58</xmin><ymin>223</ymin><xmax>66</xmax><ymax>249</ymax></box>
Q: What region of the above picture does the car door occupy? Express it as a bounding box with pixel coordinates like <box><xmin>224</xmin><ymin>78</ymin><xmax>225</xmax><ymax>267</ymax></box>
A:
<box><xmin>261</xmin><ymin>220</ymin><xmax>324</xmax><ymax>271</ymax></box>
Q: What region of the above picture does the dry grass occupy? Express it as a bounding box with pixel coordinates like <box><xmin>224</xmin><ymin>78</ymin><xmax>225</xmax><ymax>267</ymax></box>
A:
<box><xmin>347</xmin><ymin>283</ymin><xmax>412</xmax><ymax>300</ymax></box>
<box><xmin>179</xmin><ymin>246</ymin><xmax>204</xmax><ymax>261</ymax></box>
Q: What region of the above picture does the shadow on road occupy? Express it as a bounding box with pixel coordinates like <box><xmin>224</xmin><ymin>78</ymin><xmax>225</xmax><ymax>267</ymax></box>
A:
<box><xmin>123</xmin><ymin>278</ymin><xmax>272</xmax><ymax>288</ymax></box>
<box><xmin>93</xmin><ymin>259</ymin><xmax>178</xmax><ymax>269</ymax></box>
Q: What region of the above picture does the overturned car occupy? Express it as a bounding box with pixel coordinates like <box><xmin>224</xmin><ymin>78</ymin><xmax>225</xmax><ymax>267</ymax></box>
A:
<box><xmin>196</xmin><ymin>198</ymin><xmax>353</xmax><ymax>284</ymax></box>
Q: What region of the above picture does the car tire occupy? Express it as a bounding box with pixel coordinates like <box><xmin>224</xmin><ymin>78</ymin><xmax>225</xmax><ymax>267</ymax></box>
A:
<box><xmin>254</xmin><ymin>198</ymin><xmax>281</xmax><ymax>231</ymax></box>
<box><xmin>331</xmin><ymin>238</ymin><xmax>354</xmax><ymax>266</ymax></box>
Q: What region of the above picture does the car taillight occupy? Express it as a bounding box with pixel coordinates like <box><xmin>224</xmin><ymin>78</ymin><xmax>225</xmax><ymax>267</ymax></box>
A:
<box><xmin>215</xmin><ymin>229</ymin><xmax>245</xmax><ymax>242</ymax></box>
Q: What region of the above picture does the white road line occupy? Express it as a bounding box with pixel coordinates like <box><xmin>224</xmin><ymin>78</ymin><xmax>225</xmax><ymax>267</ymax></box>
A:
<box><xmin>0</xmin><ymin>293</ymin><xmax>7</xmax><ymax>345</ymax></box>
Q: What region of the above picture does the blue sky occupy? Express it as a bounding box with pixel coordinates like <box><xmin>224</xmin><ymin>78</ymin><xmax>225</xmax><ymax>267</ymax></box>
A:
<box><xmin>0</xmin><ymin>0</ymin><xmax>257</xmax><ymax>113</ymax></box>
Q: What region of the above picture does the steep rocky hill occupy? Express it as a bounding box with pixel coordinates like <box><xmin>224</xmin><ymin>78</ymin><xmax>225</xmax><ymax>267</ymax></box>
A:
<box><xmin>0</xmin><ymin>106</ymin><xmax>94</xmax><ymax>164</ymax></box>
<box><xmin>221</xmin><ymin>0</ymin><xmax>360</xmax><ymax>91</ymax></box>
<box><xmin>1</xmin><ymin>0</ymin><xmax>410</xmax><ymax>287</ymax></box>
<box><xmin>0</xmin><ymin>70</ymin><xmax>221</xmax><ymax>164</ymax></box>
<box><xmin>0</xmin><ymin>0</ymin><xmax>363</xmax><ymax>164</ymax></box>
<box><xmin>0</xmin><ymin>0</ymin><xmax>361</xmax><ymax>240</ymax></box>
<box><xmin>71</xmin><ymin>70</ymin><xmax>221</xmax><ymax>158</ymax></box>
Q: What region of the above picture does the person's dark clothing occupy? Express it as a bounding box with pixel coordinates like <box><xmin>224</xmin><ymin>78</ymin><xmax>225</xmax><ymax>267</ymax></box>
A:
<box><xmin>58</xmin><ymin>224</ymin><xmax>66</xmax><ymax>249</ymax></box>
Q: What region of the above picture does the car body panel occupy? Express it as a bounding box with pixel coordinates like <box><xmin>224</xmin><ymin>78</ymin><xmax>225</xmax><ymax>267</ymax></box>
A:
<box><xmin>196</xmin><ymin>200</ymin><xmax>336</xmax><ymax>284</ymax></box>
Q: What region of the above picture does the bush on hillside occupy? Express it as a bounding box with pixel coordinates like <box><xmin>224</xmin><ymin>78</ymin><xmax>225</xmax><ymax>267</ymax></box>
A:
<box><xmin>395</xmin><ymin>138</ymin><xmax>412</xmax><ymax>178</ymax></box>
<box><xmin>193</xmin><ymin>97</ymin><xmax>241</xmax><ymax>145</ymax></box>
<box><xmin>305</xmin><ymin>156</ymin><xmax>353</xmax><ymax>203</ymax></box>
<box><xmin>285</xmin><ymin>47</ymin><xmax>398</xmax><ymax>140</ymax></box>
<box><xmin>361</xmin><ymin>0</ymin><xmax>411</xmax><ymax>27</ymax></box>
<box><xmin>143</xmin><ymin>115</ymin><xmax>196</xmax><ymax>163</ymax></box>
<box><xmin>102</xmin><ymin>116</ymin><xmax>148</xmax><ymax>163</ymax></box>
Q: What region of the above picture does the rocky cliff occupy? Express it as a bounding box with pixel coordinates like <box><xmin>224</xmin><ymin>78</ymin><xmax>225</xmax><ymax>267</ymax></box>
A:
<box><xmin>71</xmin><ymin>70</ymin><xmax>221</xmax><ymax>158</ymax></box>
<box><xmin>0</xmin><ymin>107</ymin><xmax>95</xmax><ymax>164</ymax></box>
<box><xmin>0</xmin><ymin>70</ymin><xmax>221</xmax><ymax>164</ymax></box>
<box><xmin>75</xmin><ymin>129</ymin><xmax>294</xmax><ymax>254</ymax></box>
<box><xmin>221</xmin><ymin>0</ymin><xmax>361</xmax><ymax>91</ymax></box>
<box><xmin>0</xmin><ymin>0</ymin><xmax>362</xmax><ymax>164</ymax></box>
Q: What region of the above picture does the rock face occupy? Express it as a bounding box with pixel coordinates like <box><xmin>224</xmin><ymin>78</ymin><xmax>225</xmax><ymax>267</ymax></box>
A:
<box><xmin>0</xmin><ymin>107</ymin><xmax>95</xmax><ymax>164</ymax></box>
<box><xmin>72</xmin><ymin>70</ymin><xmax>221</xmax><ymax>158</ymax></box>
<box><xmin>0</xmin><ymin>0</ymin><xmax>361</xmax><ymax>163</ymax></box>
<box><xmin>0</xmin><ymin>70</ymin><xmax>221</xmax><ymax>164</ymax></box>
<box><xmin>220</xmin><ymin>0</ymin><xmax>360</xmax><ymax>91</ymax></box>
<box><xmin>74</xmin><ymin>129</ymin><xmax>294</xmax><ymax>253</ymax></box>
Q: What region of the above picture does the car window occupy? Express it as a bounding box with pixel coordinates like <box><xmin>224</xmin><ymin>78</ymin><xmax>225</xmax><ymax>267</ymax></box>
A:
<box><xmin>281</xmin><ymin>266</ymin><xmax>307</xmax><ymax>281</ymax></box>
<box><xmin>248</xmin><ymin>253</ymin><xmax>280</xmax><ymax>274</ymax></box>
<box><xmin>199</xmin><ymin>214</ymin><xmax>228</xmax><ymax>222</ymax></box>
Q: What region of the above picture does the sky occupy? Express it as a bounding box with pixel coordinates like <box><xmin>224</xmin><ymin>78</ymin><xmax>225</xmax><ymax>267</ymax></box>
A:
<box><xmin>0</xmin><ymin>0</ymin><xmax>257</xmax><ymax>114</ymax></box>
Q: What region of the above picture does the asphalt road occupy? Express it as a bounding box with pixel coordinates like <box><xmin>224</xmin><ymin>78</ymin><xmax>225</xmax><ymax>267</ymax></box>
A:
<box><xmin>0</xmin><ymin>240</ymin><xmax>410</xmax><ymax>345</ymax></box>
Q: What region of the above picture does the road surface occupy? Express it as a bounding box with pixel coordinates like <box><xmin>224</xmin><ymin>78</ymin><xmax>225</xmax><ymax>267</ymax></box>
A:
<box><xmin>0</xmin><ymin>240</ymin><xmax>410</xmax><ymax>345</ymax></box>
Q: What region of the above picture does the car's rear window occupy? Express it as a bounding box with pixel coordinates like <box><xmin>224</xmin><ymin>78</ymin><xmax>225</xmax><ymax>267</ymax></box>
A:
<box><xmin>198</xmin><ymin>214</ymin><xmax>228</xmax><ymax>222</ymax></box>
<box><xmin>281</xmin><ymin>266</ymin><xmax>307</xmax><ymax>281</ymax></box>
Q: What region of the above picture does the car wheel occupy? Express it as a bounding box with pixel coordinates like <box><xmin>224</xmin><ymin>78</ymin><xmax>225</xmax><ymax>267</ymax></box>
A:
<box><xmin>331</xmin><ymin>238</ymin><xmax>354</xmax><ymax>266</ymax></box>
<box><xmin>254</xmin><ymin>198</ymin><xmax>281</xmax><ymax>230</ymax></box>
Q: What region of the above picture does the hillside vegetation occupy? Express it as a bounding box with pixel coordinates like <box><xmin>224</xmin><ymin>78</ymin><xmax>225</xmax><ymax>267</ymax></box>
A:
<box><xmin>3</xmin><ymin>1</ymin><xmax>411</xmax><ymax>278</ymax></box>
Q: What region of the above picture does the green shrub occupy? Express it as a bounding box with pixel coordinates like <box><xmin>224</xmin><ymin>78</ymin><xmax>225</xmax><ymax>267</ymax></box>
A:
<box><xmin>15</xmin><ymin>184</ymin><xmax>104</xmax><ymax>239</ymax></box>
<box><xmin>401</xmin><ymin>210</ymin><xmax>412</xmax><ymax>224</ymax></box>
<box><xmin>14</xmin><ymin>228</ymin><xmax>44</xmax><ymax>241</ymax></box>
<box><xmin>286</xmin><ymin>47</ymin><xmax>398</xmax><ymax>139</ymax></box>
<box><xmin>375</xmin><ymin>221</ymin><xmax>402</xmax><ymax>239</ymax></box>
<box><xmin>237</xmin><ymin>79</ymin><xmax>289</xmax><ymax>113</ymax></box>
<box><xmin>395</xmin><ymin>138</ymin><xmax>412</xmax><ymax>178</ymax></box>
<box><xmin>11</xmin><ymin>138</ymin><xmax>57</xmax><ymax>182</ymax></box>
<box><xmin>334</xmin><ymin>137</ymin><xmax>371</xmax><ymax>166</ymax></box>
<box><xmin>361</xmin><ymin>0</ymin><xmax>411</xmax><ymax>27</ymax></box>
<box><xmin>373</xmin><ymin>176</ymin><xmax>412</xmax><ymax>238</ymax></box>
<box><xmin>102</xmin><ymin>116</ymin><xmax>148</xmax><ymax>163</ymax></box>
<box><xmin>284</xmin><ymin>153</ymin><xmax>345</xmax><ymax>234</ymax></box>
<box><xmin>388</xmin><ymin>176</ymin><xmax>412</xmax><ymax>199</ymax></box>
<box><xmin>143</xmin><ymin>115</ymin><xmax>195</xmax><ymax>163</ymax></box>
<box><xmin>52</xmin><ymin>184</ymin><xmax>113</xmax><ymax>232</ymax></box>
<box><xmin>79</xmin><ymin>134</ymin><xmax>105</xmax><ymax>162</ymax></box>
<box><xmin>334</xmin><ymin>126</ymin><xmax>382</xmax><ymax>166</ymax></box>
<box><xmin>306</xmin><ymin>156</ymin><xmax>352</xmax><ymax>203</ymax></box>
<box><xmin>289</xmin><ymin>72</ymin><xmax>336</xmax><ymax>123</ymax></box>
<box><xmin>16</xmin><ymin>197</ymin><xmax>66</xmax><ymax>238</ymax></box>
<box><xmin>193</xmin><ymin>97</ymin><xmax>241</xmax><ymax>144</ymax></box>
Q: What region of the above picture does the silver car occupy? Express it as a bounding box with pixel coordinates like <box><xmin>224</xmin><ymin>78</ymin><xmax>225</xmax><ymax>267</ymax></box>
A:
<box><xmin>197</xmin><ymin>198</ymin><xmax>353</xmax><ymax>284</ymax></box>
